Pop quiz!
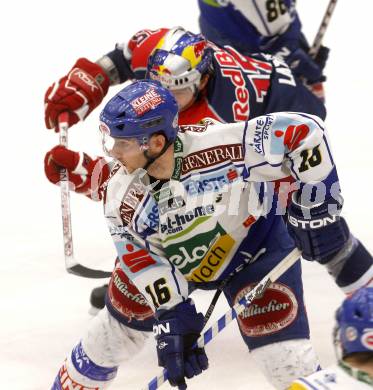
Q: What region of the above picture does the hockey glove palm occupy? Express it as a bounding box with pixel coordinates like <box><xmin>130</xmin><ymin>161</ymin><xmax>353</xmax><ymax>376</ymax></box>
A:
<box><xmin>287</xmin><ymin>192</ymin><xmax>350</xmax><ymax>262</ymax></box>
<box><xmin>44</xmin><ymin>58</ymin><xmax>110</xmax><ymax>130</ymax></box>
<box><xmin>154</xmin><ymin>299</ymin><xmax>208</xmax><ymax>389</ymax></box>
<box><xmin>44</xmin><ymin>145</ymin><xmax>109</xmax><ymax>200</ymax></box>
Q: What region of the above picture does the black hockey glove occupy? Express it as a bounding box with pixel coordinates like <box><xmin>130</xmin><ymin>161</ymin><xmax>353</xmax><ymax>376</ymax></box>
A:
<box><xmin>287</xmin><ymin>192</ymin><xmax>350</xmax><ymax>262</ymax></box>
<box><xmin>153</xmin><ymin>299</ymin><xmax>208</xmax><ymax>389</ymax></box>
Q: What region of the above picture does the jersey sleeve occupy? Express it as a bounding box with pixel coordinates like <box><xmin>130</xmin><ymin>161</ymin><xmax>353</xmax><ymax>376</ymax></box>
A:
<box><xmin>243</xmin><ymin>112</ymin><xmax>335</xmax><ymax>186</ymax></box>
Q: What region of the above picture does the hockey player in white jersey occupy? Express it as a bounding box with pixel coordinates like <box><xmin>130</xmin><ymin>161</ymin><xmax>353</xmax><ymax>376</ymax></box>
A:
<box><xmin>289</xmin><ymin>287</ymin><xmax>373</xmax><ymax>389</ymax></box>
<box><xmin>48</xmin><ymin>79</ymin><xmax>355</xmax><ymax>389</ymax></box>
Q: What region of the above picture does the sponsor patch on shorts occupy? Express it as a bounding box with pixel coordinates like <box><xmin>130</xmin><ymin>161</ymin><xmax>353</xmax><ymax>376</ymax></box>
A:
<box><xmin>234</xmin><ymin>282</ymin><xmax>298</xmax><ymax>337</ymax></box>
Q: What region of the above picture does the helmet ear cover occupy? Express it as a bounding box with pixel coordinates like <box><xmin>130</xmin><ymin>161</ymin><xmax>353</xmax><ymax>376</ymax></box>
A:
<box><xmin>334</xmin><ymin>287</ymin><xmax>373</xmax><ymax>360</ymax></box>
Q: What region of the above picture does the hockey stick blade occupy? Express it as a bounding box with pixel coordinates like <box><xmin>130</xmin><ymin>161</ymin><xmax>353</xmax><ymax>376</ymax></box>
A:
<box><xmin>143</xmin><ymin>247</ymin><xmax>301</xmax><ymax>390</ymax></box>
<box><xmin>58</xmin><ymin>113</ymin><xmax>112</xmax><ymax>279</ymax></box>
<box><xmin>67</xmin><ymin>263</ymin><xmax>112</xmax><ymax>278</ymax></box>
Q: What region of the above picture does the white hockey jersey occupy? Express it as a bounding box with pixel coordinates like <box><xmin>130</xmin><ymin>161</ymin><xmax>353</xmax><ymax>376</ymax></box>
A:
<box><xmin>289</xmin><ymin>364</ymin><xmax>373</xmax><ymax>389</ymax></box>
<box><xmin>104</xmin><ymin>112</ymin><xmax>336</xmax><ymax>311</ymax></box>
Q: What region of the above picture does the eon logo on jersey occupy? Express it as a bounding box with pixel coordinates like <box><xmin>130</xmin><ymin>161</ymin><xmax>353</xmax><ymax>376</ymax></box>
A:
<box><xmin>164</xmin><ymin>223</ymin><xmax>235</xmax><ymax>282</ymax></box>
<box><xmin>234</xmin><ymin>282</ymin><xmax>298</xmax><ymax>337</ymax></box>
<box><xmin>213</xmin><ymin>45</ymin><xmax>272</xmax><ymax>121</ymax></box>
<box><xmin>107</xmin><ymin>262</ymin><xmax>154</xmax><ymax>323</ymax></box>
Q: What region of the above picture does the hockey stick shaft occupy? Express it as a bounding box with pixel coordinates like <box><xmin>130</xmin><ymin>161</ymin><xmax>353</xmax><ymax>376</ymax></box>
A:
<box><xmin>144</xmin><ymin>247</ymin><xmax>301</xmax><ymax>390</ymax></box>
<box><xmin>58</xmin><ymin>112</ymin><xmax>76</xmax><ymax>268</ymax></box>
<box><xmin>57</xmin><ymin>114</ymin><xmax>112</xmax><ymax>278</ymax></box>
<box><xmin>309</xmin><ymin>0</ymin><xmax>338</xmax><ymax>58</ymax></box>
<box><xmin>202</xmin><ymin>249</ymin><xmax>265</xmax><ymax>326</ymax></box>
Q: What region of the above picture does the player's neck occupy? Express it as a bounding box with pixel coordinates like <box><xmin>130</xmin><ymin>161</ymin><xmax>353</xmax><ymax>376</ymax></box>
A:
<box><xmin>146</xmin><ymin>144</ymin><xmax>175</xmax><ymax>180</ymax></box>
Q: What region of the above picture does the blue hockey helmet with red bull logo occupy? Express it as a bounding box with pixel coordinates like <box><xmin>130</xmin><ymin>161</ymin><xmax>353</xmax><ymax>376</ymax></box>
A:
<box><xmin>334</xmin><ymin>287</ymin><xmax>373</xmax><ymax>358</ymax></box>
<box><xmin>147</xmin><ymin>27</ymin><xmax>212</xmax><ymax>93</ymax></box>
<box><xmin>99</xmin><ymin>80</ymin><xmax>179</xmax><ymax>146</ymax></box>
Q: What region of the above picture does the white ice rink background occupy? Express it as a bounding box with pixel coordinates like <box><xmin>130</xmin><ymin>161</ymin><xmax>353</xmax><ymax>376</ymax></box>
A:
<box><xmin>1</xmin><ymin>1</ymin><xmax>372</xmax><ymax>389</ymax></box>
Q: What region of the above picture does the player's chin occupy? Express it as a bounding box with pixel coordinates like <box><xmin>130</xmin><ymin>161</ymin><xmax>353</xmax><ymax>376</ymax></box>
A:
<box><xmin>116</xmin><ymin>158</ymin><xmax>130</xmax><ymax>170</ymax></box>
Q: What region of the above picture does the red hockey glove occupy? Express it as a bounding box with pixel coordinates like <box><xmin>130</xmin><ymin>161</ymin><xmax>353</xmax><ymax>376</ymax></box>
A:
<box><xmin>44</xmin><ymin>145</ymin><xmax>110</xmax><ymax>200</ymax></box>
<box><xmin>44</xmin><ymin>58</ymin><xmax>110</xmax><ymax>130</ymax></box>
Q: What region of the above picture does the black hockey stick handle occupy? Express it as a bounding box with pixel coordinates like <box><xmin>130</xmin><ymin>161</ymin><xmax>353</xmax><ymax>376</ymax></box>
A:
<box><xmin>202</xmin><ymin>288</ymin><xmax>223</xmax><ymax>327</ymax></box>
<box><xmin>309</xmin><ymin>0</ymin><xmax>338</xmax><ymax>58</ymax></box>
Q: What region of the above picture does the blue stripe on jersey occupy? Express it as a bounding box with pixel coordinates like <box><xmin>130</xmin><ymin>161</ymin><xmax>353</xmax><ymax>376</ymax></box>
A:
<box><xmin>297</xmin><ymin>113</ymin><xmax>325</xmax><ymax>132</ymax></box>
<box><xmin>171</xmin><ymin>266</ymin><xmax>182</xmax><ymax>297</ymax></box>
<box><xmin>287</xmin><ymin>155</ymin><xmax>301</xmax><ymax>181</ymax></box>
<box><xmin>322</xmin><ymin>134</ymin><xmax>335</xmax><ymax>167</ymax></box>
<box><xmin>241</xmin><ymin>121</ymin><xmax>249</xmax><ymax>179</ymax></box>
<box><xmin>242</xmin><ymin>121</ymin><xmax>248</xmax><ymax>156</ymax></box>
<box><xmin>298</xmin><ymin>377</ymin><xmax>319</xmax><ymax>390</ymax></box>
<box><xmin>245</xmin><ymin>160</ymin><xmax>283</xmax><ymax>178</ymax></box>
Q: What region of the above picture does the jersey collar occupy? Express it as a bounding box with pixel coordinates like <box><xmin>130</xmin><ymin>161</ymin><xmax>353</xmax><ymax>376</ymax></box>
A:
<box><xmin>339</xmin><ymin>360</ymin><xmax>373</xmax><ymax>386</ymax></box>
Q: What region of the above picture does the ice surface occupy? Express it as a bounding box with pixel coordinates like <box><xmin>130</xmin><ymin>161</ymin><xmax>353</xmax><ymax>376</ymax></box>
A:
<box><xmin>1</xmin><ymin>1</ymin><xmax>372</xmax><ymax>389</ymax></box>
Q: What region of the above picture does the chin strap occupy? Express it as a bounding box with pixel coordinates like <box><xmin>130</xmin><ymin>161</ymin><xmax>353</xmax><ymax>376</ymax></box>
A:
<box><xmin>142</xmin><ymin>139</ymin><xmax>174</xmax><ymax>171</ymax></box>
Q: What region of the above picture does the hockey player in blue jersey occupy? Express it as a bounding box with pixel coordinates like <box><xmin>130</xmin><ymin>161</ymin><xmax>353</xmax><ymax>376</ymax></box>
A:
<box><xmin>290</xmin><ymin>287</ymin><xmax>373</xmax><ymax>389</ymax></box>
<box><xmin>49</xmin><ymin>80</ymin><xmax>358</xmax><ymax>389</ymax></box>
<box><xmin>198</xmin><ymin>0</ymin><xmax>329</xmax><ymax>99</ymax></box>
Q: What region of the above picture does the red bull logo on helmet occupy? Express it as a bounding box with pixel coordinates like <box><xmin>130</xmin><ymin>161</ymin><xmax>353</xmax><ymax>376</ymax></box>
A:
<box><xmin>181</xmin><ymin>40</ymin><xmax>206</xmax><ymax>69</ymax></box>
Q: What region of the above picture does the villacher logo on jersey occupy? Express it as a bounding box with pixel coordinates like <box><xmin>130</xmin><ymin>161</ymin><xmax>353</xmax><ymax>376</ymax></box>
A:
<box><xmin>108</xmin><ymin>263</ymin><xmax>154</xmax><ymax>322</ymax></box>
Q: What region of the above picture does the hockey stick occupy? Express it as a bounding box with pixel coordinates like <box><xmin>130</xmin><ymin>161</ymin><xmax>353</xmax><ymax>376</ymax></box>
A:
<box><xmin>143</xmin><ymin>247</ymin><xmax>301</xmax><ymax>390</ymax></box>
<box><xmin>304</xmin><ymin>0</ymin><xmax>338</xmax><ymax>99</ymax></box>
<box><xmin>309</xmin><ymin>0</ymin><xmax>338</xmax><ymax>59</ymax></box>
<box><xmin>202</xmin><ymin>249</ymin><xmax>266</xmax><ymax>326</ymax></box>
<box><xmin>58</xmin><ymin>113</ymin><xmax>112</xmax><ymax>278</ymax></box>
